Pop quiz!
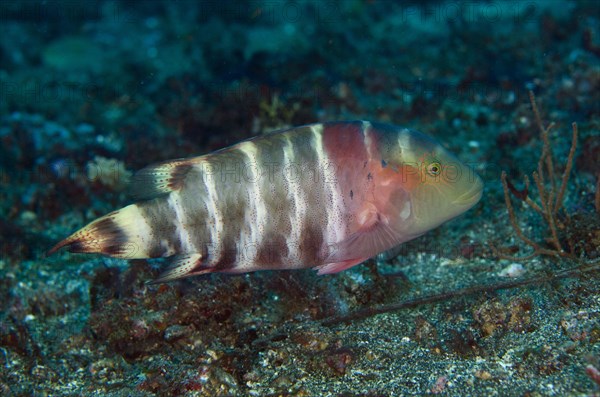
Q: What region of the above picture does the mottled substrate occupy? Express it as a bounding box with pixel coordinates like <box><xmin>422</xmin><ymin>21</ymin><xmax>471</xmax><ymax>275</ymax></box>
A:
<box><xmin>3</xmin><ymin>244</ymin><xmax>599</xmax><ymax>395</ymax></box>
<box><xmin>1</xmin><ymin>0</ymin><xmax>600</xmax><ymax>395</ymax></box>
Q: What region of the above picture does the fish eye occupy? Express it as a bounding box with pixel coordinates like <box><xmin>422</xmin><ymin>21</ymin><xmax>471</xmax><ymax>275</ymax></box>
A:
<box><xmin>426</xmin><ymin>162</ymin><xmax>442</xmax><ymax>176</ymax></box>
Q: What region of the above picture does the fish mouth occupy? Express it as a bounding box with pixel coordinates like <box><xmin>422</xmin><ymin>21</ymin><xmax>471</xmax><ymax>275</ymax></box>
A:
<box><xmin>452</xmin><ymin>178</ymin><xmax>484</xmax><ymax>207</ymax></box>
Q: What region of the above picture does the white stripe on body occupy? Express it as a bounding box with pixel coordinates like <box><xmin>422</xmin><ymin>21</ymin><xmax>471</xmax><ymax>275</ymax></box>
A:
<box><xmin>167</xmin><ymin>193</ymin><xmax>194</xmax><ymax>253</ymax></box>
<box><xmin>127</xmin><ymin>204</ymin><xmax>155</xmax><ymax>258</ymax></box>
<box><xmin>201</xmin><ymin>158</ymin><xmax>225</xmax><ymax>265</ymax></box>
<box><xmin>236</xmin><ymin>141</ymin><xmax>267</xmax><ymax>270</ymax></box>
<box><xmin>282</xmin><ymin>134</ymin><xmax>307</xmax><ymax>268</ymax></box>
<box><xmin>309</xmin><ymin>124</ymin><xmax>346</xmax><ymax>260</ymax></box>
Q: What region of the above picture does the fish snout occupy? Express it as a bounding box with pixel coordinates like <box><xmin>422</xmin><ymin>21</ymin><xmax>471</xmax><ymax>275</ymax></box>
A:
<box><xmin>452</xmin><ymin>176</ymin><xmax>483</xmax><ymax>207</ymax></box>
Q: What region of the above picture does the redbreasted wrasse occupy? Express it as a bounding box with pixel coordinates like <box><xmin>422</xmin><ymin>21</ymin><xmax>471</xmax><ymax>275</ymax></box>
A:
<box><xmin>50</xmin><ymin>121</ymin><xmax>483</xmax><ymax>283</ymax></box>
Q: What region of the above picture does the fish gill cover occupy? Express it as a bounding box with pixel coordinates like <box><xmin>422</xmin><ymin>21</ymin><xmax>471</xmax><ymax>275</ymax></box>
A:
<box><xmin>0</xmin><ymin>0</ymin><xmax>599</xmax><ymax>396</ymax></box>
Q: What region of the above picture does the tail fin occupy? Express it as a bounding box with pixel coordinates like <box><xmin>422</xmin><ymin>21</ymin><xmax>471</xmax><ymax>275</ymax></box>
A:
<box><xmin>48</xmin><ymin>204</ymin><xmax>148</xmax><ymax>259</ymax></box>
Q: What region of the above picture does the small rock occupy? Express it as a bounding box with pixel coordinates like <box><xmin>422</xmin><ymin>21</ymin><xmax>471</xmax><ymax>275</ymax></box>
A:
<box><xmin>164</xmin><ymin>324</ymin><xmax>192</xmax><ymax>342</ymax></box>
<box><xmin>30</xmin><ymin>364</ymin><xmax>58</xmax><ymax>382</ymax></box>
<box><xmin>214</xmin><ymin>368</ymin><xmax>237</xmax><ymax>388</ymax></box>
<box><xmin>498</xmin><ymin>263</ymin><xmax>525</xmax><ymax>278</ymax></box>
<box><xmin>474</xmin><ymin>370</ymin><xmax>492</xmax><ymax>380</ymax></box>
<box><xmin>325</xmin><ymin>348</ymin><xmax>353</xmax><ymax>376</ymax></box>
<box><xmin>19</xmin><ymin>211</ymin><xmax>37</xmax><ymax>224</ymax></box>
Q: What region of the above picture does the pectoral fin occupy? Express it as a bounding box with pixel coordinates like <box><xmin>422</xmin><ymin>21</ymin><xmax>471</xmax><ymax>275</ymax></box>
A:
<box><xmin>315</xmin><ymin>257</ymin><xmax>370</xmax><ymax>275</ymax></box>
<box><xmin>324</xmin><ymin>198</ymin><xmax>412</xmax><ymax>266</ymax></box>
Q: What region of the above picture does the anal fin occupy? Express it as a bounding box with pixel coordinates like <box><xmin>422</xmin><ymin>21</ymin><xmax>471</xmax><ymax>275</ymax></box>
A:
<box><xmin>149</xmin><ymin>253</ymin><xmax>210</xmax><ymax>284</ymax></box>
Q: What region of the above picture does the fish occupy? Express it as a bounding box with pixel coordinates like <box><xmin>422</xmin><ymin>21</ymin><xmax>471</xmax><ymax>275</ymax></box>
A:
<box><xmin>49</xmin><ymin>121</ymin><xmax>483</xmax><ymax>283</ymax></box>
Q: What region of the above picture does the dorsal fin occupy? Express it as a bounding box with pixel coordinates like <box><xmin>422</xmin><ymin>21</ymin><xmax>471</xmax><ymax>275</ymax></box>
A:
<box><xmin>130</xmin><ymin>158</ymin><xmax>199</xmax><ymax>200</ymax></box>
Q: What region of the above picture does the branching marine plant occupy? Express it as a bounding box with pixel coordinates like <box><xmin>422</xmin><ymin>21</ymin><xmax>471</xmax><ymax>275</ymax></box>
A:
<box><xmin>498</xmin><ymin>91</ymin><xmax>599</xmax><ymax>262</ymax></box>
